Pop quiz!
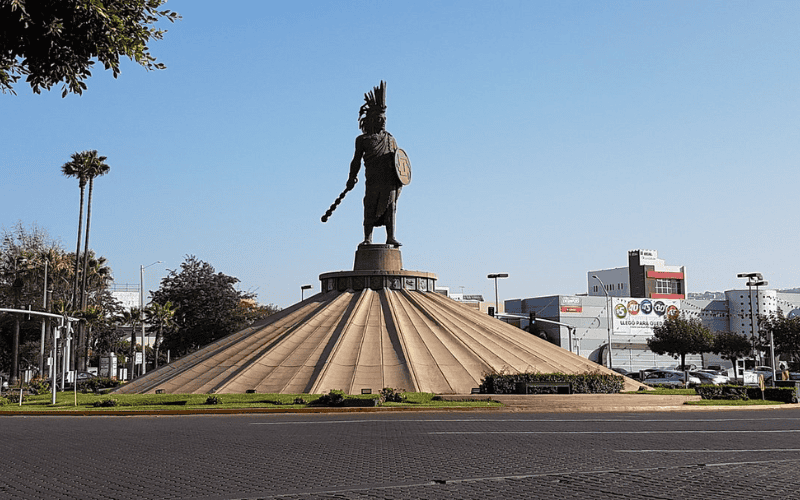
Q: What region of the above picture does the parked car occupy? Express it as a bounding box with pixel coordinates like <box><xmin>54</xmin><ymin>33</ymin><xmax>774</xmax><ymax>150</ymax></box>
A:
<box><xmin>690</xmin><ymin>370</ymin><xmax>729</xmax><ymax>385</ymax></box>
<box><xmin>642</xmin><ymin>370</ymin><xmax>702</xmax><ymax>387</ymax></box>
<box><xmin>74</xmin><ymin>371</ymin><xmax>97</xmax><ymax>382</ymax></box>
<box><xmin>611</xmin><ymin>367</ymin><xmax>630</xmax><ymax>376</ymax></box>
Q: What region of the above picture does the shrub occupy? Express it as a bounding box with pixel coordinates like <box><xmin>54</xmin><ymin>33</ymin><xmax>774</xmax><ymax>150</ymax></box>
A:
<box><xmin>695</xmin><ymin>384</ymin><xmax>750</xmax><ymax>400</ymax></box>
<box><xmin>27</xmin><ymin>377</ymin><xmax>50</xmax><ymax>395</ymax></box>
<box><xmin>294</xmin><ymin>397</ymin><xmax>307</xmax><ymax>405</ymax></box>
<box><xmin>0</xmin><ymin>397</ymin><xmax>9</xmax><ymax>406</ymax></box>
<box><xmin>93</xmin><ymin>398</ymin><xmax>119</xmax><ymax>407</ymax></box>
<box><xmin>481</xmin><ymin>371</ymin><xmax>624</xmax><ymax>394</ymax></box>
<box><xmin>5</xmin><ymin>393</ymin><xmax>25</xmax><ymax>404</ymax></box>
<box><xmin>696</xmin><ymin>384</ymin><xmax>799</xmax><ymax>404</ymax></box>
<box><xmin>313</xmin><ymin>389</ymin><xmax>346</xmax><ymax>406</ymax></box>
<box><xmin>380</xmin><ymin>387</ymin><xmax>406</xmax><ymax>403</ymax></box>
<box><xmin>78</xmin><ymin>377</ymin><xmax>122</xmax><ymax>393</ymax></box>
<box><xmin>205</xmin><ymin>396</ymin><xmax>222</xmax><ymax>405</ymax></box>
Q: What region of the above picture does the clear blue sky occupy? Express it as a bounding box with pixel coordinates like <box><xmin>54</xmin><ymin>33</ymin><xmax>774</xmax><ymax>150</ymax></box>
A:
<box><xmin>3</xmin><ymin>1</ymin><xmax>799</xmax><ymax>308</ymax></box>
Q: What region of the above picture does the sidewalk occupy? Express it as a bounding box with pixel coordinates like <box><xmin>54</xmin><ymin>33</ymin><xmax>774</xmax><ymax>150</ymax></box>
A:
<box><xmin>442</xmin><ymin>393</ymin><xmax>800</xmax><ymax>413</ymax></box>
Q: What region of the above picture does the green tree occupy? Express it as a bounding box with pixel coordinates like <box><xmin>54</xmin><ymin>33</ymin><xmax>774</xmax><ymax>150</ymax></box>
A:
<box><xmin>712</xmin><ymin>331</ymin><xmax>752</xmax><ymax>380</ymax></box>
<box><xmin>61</xmin><ymin>150</ymin><xmax>111</xmax><ymax>370</ymax></box>
<box><xmin>61</xmin><ymin>152</ymin><xmax>91</xmax><ymax>310</ymax></box>
<box><xmin>0</xmin><ymin>222</ymin><xmax>119</xmax><ymax>376</ymax></box>
<box><xmin>118</xmin><ymin>307</ymin><xmax>141</xmax><ymax>378</ymax></box>
<box><xmin>647</xmin><ymin>316</ymin><xmax>714</xmax><ymax>370</ymax></box>
<box><xmin>1</xmin><ymin>0</ymin><xmax>180</xmax><ymax>96</ymax></box>
<box><xmin>759</xmin><ymin>312</ymin><xmax>800</xmax><ymax>370</ymax></box>
<box><xmin>151</xmin><ymin>256</ymin><xmax>270</xmax><ymax>357</ymax></box>
<box><xmin>145</xmin><ymin>300</ymin><xmax>175</xmax><ymax>369</ymax></box>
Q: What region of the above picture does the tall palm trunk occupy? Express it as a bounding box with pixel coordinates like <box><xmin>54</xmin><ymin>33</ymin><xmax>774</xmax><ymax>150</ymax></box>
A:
<box><xmin>72</xmin><ymin>183</ymin><xmax>86</xmax><ymax>311</ymax></box>
<box><xmin>78</xmin><ymin>178</ymin><xmax>95</xmax><ymax>371</ymax></box>
<box><xmin>71</xmin><ymin>182</ymin><xmax>86</xmax><ymax>372</ymax></box>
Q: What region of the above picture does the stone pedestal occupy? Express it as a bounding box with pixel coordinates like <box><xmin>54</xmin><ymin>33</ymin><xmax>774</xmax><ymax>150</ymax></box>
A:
<box><xmin>353</xmin><ymin>244</ymin><xmax>402</xmax><ymax>271</ymax></box>
<box><xmin>318</xmin><ymin>244</ymin><xmax>436</xmax><ymax>294</ymax></box>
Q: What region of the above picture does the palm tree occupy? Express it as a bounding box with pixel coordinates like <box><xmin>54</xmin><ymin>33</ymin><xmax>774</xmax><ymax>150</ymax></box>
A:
<box><xmin>145</xmin><ymin>301</ymin><xmax>176</xmax><ymax>369</ymax></box>
<box><xmin>79</xmin><ymin>152</ymin><xmax>110</xmax><ymax>371</ymax></box>
<box><xmin>79</xmin><ymin>151</ymin><xmax>110</xmax><ymax>312</ymax></box>
<box><xmin>61</xmin><ymin>151</ymin><xmax>93</xmax><ymax>310</ymax></box>
<box><xmin>62</xmin><ymin>150</ymin><xmax>110</xmax><ymax>372</ymax></box>
<box><xmin>119</xmin><ymin>308</ymin><xmax>142</xmax><ymax>379</ymax></box>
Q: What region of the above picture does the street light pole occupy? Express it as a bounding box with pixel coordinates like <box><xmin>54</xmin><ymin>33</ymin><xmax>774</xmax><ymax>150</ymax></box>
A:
<box><xmin>140</xmin><ymin>261</ymin><xmax>162</xmax><ymax>376</ymax></box>
<box><xmin>737</xmin><ymin>273</ymin><xmax>763</xmax><ymax>373</ymax></box>
<box><xmin>301</xmin><ymin>284</ymin><xmax>312</xmax><ymax>300</ymax></box>
<box><xmin>592</xmin><ymin>275</ymin><xmax>613</xmax><ymax>369</ymax></box>
<box><xmin>39</xmin><ymin>259</ymin><xmax>48</xmax><ymax>376</ymax></box>
<box><xmin>751</xmin><ymin>278</ymin><xmax>771</xmax><ymax>384</ymax></box>
<box><xmin>487</xmin><ymin>273</ymin><xmax>508</xmax><ymax>315</ymax></box>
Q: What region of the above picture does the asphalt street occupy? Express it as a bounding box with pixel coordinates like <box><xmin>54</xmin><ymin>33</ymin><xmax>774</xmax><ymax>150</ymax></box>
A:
<box><xmin>2</xmin><ymin>409</ymin><xmax>800</xmax><ymax>499</ymax></box>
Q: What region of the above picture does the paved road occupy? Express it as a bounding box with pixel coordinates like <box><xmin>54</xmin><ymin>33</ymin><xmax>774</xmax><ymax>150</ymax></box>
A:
<box><xmin>3</xmin><ymin>409</ymin><xmax>800</xmax><ymax>499</ymax></box>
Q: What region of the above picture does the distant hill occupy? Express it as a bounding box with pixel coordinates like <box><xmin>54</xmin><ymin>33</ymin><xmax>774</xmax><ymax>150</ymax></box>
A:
<box><xmin>687</xmin><ymin>291</ymin><xmax>726</xmax><ymax>300</ymax></box>
<box><xmin>688</xmin><ymin>289</ymin><xmax>800</xmax><ymax>299</ymax></box>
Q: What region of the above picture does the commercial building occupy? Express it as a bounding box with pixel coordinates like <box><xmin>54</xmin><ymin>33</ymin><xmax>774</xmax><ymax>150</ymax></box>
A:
<box><xmin>504</xmin><ymin>250</ymin><xmax>800</xmax><ymax>373</ymax></box>
<box><xmin>588</xmin><ymin>249</ymin><xmax>687</xmax><ymax>299</ymax></box>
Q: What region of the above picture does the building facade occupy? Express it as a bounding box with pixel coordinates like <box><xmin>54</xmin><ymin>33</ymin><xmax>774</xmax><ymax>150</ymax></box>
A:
<box><xmin>588</xmin><ymin>249</ymin><xmax>687</xmax><ymax>300</ymax></box>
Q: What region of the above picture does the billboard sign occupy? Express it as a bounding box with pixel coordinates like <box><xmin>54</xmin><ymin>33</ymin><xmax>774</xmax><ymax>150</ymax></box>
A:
<box><xmin>560</xmin><ymin>296</ymin><xmax>583</xmax><ymax>313</ymax></box>
<box><xmin>612</xmin><ymin>297</ymin><xmax>680</xmax><ymax>335</ymax></box>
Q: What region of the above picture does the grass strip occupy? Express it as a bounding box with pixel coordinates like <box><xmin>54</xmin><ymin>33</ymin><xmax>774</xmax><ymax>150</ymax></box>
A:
<box><xmin>0</xmin><ymin>391</ymin><xmax>501</xmax><ymax>413</ymax></box>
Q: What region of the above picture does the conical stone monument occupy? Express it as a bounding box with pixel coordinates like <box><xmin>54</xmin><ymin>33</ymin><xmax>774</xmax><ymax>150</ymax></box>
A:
<box><xmin>116</xmin><ymin>82</ymin><xmax>640</xmax><ymax>395</ymax></box>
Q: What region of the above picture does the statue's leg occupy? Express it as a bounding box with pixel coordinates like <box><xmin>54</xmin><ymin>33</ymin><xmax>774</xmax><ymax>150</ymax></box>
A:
<box><xmin>385</xmin><ymin>200</ymin><xmax>401</xmax><ymax>247</ymax></box>
<box><xmin>362</xmin><ymin>224</ymin><xmax>373</xmax><ymax>246</ymax></box>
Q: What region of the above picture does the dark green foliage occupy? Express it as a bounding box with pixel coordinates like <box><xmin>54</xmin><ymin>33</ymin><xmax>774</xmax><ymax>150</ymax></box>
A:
<box><xmin>92</xmin><ymin>398</ymin><xmax>119</xmax><ymax>407</ymax></box>
<box><xmin>0</xmin><ymin>397</ymin><xmax>8</xmax><ymax>406</ymax></box>
<box><xmin>695</xmin><ymin>384</ymin><xmax>750</xmax><ymax>400</ymax></box>
<box><xmin>0</xmin><ymin>222</ymin><xmax>120</xmax><ymax>375</ymax></box>
<box><xmin>27</xmin><ymin>377</ymin><xmax>50</xmax><ymax>395</ymax></box>
<box><xmin>759</xmin><ymin>312</ymin><xmax>800</xmax><ymax>367</ymax></box>
<box><xmin>313</xmin><ymin>389</ymin><xmax>346</xmax><ymax>406</ymax></box>
<box><xmin>0</xmin><ymin>0</ymin><xmax>180</xmax><ymax>96</ymax></box>
<box><xmin>294</xmin><ymin>397</ymin><xmax>307</xmax><ymax>405</ymax></box>
<box><xmin>205</xmin><ymin>395</ymin><xmax>221</xmax><ymax>405</ymax></box>
<box><xmin>5</xmin><ymin>393</ymin><xmax>24</xmax><ymax>404</ymax></box>
<box><xmin>481</xmin><ymin>371</ymin><xmax>624</xmax><ymax>394</ymax></box>
<box><xmin>712</xmin><ymin>331</ymin><xmax>753</xmax><ymax>380</ymax></box>
<box><xmin>78</xmin><ymin>377</ymin><xmax>121</xmax><ymax>393</ymax></box>
<box><xmin>696</xmin><ymin>384</ymin><xmax>799</xmax><ymax>404</ymax></box>
<box><xmin>151</xmin><ymin>256</ymin><xmax>275</xmax><ymax>357</ymax></box>
<box><xmin>310</xmin><ymin>389</ymin><xmax>380</xmax><ymax>407</ymax></box>
<box><xmin>647</xmin><ymin>317</ymin><xmax>714</xmax><ymax>369</ymax></box>
<box><xmin>380</xmin><ymin>387</ymin><xmax>406</xmax><ymax>403</ymax></box>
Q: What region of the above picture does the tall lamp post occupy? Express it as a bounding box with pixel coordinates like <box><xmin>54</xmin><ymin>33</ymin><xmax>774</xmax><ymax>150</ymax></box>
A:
<box><xmin>487</xmin><ymin>273</ymin><xmax>508</xmax><ymax>316</ymax></box>
<box><xmin>592</xmin><ymin>275</ymin><xmax>613</xmax><ymax>369</ymax></box>
<box><xmin>140</xmin><ymin>261</ymin><xmax>162</xmax><ymax>376</ymax></box>
<box><xmin>737</xmin><ymin>273</ymin><xmax>772</xmax><ymax>384</ymax></box>
<box><xmin>301</xmin><ymin>284</ymin><xmax>312</xmax><ymax>300</ymax></box>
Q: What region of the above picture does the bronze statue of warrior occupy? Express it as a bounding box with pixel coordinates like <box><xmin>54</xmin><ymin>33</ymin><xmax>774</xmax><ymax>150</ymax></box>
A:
<box><xmin>346</xmin><ymin>81</ymin><xmax>406</xmax><ymax>247</ymax></box>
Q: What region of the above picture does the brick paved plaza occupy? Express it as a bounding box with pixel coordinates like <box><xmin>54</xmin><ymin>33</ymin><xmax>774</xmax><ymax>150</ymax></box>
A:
<box><xmin>3</xmin><ymin>409</ymin><xmax>800</xmax><ymax>499</ymax></box>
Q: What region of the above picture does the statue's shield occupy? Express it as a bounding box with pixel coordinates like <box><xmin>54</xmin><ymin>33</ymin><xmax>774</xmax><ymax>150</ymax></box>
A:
<box><xmin>394</xmin><ymin>148</ymin><xmax>412</xmax><ymax>185</ymax></box>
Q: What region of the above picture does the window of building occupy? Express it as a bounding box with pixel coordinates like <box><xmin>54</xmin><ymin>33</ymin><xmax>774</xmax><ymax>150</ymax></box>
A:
<box><xmin>656</xmin><ymin>279</ymin><xmax>682</xmax><ymax>295</ymax></box>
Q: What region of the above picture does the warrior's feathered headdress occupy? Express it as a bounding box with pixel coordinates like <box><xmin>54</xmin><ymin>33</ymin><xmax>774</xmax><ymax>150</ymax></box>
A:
<box><xmin>359</xmin><ymin>81</ymin><xmax>387</xmax><ymax>132</ymax></box>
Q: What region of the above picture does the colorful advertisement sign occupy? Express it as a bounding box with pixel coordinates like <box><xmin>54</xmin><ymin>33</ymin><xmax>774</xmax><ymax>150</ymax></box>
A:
<box><xmin>560</xmin><ymin>296</ymin><xmax>583</xmax><ymax>313</ymax></box>
<box><xmin>612</xmin><ymin>297</ymin><xmax>681</xmax><ymax>335</ymax></box>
